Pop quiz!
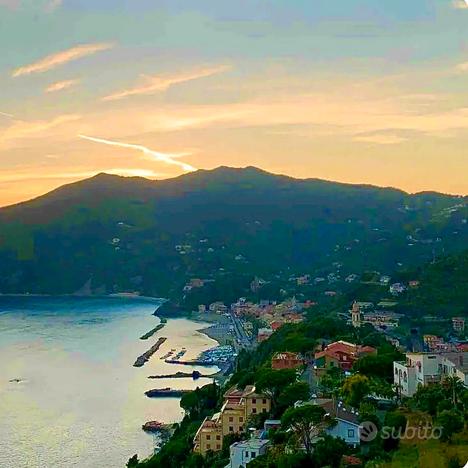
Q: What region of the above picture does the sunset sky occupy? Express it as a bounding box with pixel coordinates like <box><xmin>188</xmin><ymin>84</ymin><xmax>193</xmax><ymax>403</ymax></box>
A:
<box><xmin>1</xmin><ymin>0</ymin><xmax>467</xmax><ymax>206</ymax></box>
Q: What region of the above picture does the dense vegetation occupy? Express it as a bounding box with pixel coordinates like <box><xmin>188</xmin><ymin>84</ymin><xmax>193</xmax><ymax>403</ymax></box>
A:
<box><xmin>0</xmin><ymin>167</ymin><xmax>466</xmax><ymax>298</ymax></box>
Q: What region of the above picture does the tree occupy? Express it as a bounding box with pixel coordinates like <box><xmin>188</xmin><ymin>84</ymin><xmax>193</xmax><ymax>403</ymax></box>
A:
<box><xmin>436</xmin><ymin>410</ymin><xmax>464</xmax><ymax>442</ymax></box>
<box><xmin>277</xmin><ymin>382</ymin><xmax>310</xmax><ymax>414</ymax></box>
<box><xmin>256</xmin><ymin>368</ymin><xmax>297</xmax><ymax>411</ymax></box>
<box><xmin>412</xmin><ymin>383</ymin><xmax>445</xmax><ymax>416</ymax></box>
<box><xmin>441</xmin><ymin>376</ymin><xmax>465</xmax><ymax>406</ymax></box>
<box><xmin>312</xmin><ymin>434</ymin><xmax>349</xmax><ymax>467</ymax></box>
<box><xmin>127</xmin><ymin>455</ymin><xmax>139</xmax><ymax>467</ymax></box>
<box><xmin>281</xmin><ymin>405</ymin><xmax>328</xmax><ymax>456</ymax></box>
<box><xmin>383</xmin><ymin>411</ymin><xmax>407</xmax><ymax>451</ymax></box>
<box><xmin>342</xmin><ymin>374</ymin><xmax>371</xmax><ymax>407</ymax></box>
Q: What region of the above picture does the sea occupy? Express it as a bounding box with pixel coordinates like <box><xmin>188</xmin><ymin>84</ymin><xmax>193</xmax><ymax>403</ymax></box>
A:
<box><xmin>0</xmin><ymin>296</ymin><xmax>218</xmax><ymax>468</ymax></box>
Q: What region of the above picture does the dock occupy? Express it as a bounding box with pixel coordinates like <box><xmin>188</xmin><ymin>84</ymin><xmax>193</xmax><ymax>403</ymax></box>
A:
<box><xmin>133</xmin><ymin>337</ymin><xmax>167</xmax><ymax>367</ymax></box>
<box><xmin>145</xmin><ymin>387</ymin><xmax>191</xmax><ymax>398</ymax></box>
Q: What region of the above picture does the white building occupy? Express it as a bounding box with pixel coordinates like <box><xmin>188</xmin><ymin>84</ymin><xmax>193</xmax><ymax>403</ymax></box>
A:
<box><xmin>394</xmin><ymin>351</ymin><xmax>468</xmax><ymax>397</ymax></box>
<box><xmin>227</xmin><ymin>438</ymin><xmax>270</xmax><ymax>468</ymax></box>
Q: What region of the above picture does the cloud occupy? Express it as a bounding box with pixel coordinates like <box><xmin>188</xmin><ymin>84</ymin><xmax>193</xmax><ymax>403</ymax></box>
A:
<box><xmin>12</xmin><ymin>42</ymin><xmax>114</xmax><ymax>77</ymax></box>
<box><xmin>452</xmin><ymin>0</ymin><xmax>468</xmax><ymax>9</ymax></box>
<box><xmin>78</xmin><ymin>134</ymin><xmax>196</xmax><ymax>171</ymax></box>
<box><xmin>0</xmin><ymin>114</ymin><xmax>81</xmax><ymax>147</ymax></box>
<box><xmin>45</xmin><ymin>78</ymin><xmax>80</xmax><ymax>93</ymax></box>
<box><xmin>353</xmin><ymin>134</ymin><xmax>407</xmax><ymax>145</ymax></box>
<box><xmin>102</xmin><ymin>65</ymin><xmax>231</xmax><ymax>101</ymax></box>
<box><xmin>0</xmin><ymin>111</ymin><xmax>14</xmax><ymax>119</ymax></box>
<box><xmin>45</xmin><ymin>0</ymin><xmax>62</xmax><ymax>12</ymax></box>
<box><xmin>456</xmin><ymin>62</ymin><xmax>468</xmax><ymax>71</ymax></box>
<box><xmin>0</xmin><ymin>0</ymin><xmax>19</xmax><ymax>10</ymax></box>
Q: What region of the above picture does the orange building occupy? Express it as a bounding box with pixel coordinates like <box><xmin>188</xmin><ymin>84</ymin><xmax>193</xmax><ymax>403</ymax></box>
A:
<box><xmin>271</xmin><ymin>351</ymin><xmax>304</xmax><ymax>370</ymax></box>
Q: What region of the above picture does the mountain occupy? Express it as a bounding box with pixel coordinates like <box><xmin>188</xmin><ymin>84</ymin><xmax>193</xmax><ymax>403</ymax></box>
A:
<box><xmin>0</xmin><ymin>166</ymin><xmax>466</xmax><ymax>297</ymax></box>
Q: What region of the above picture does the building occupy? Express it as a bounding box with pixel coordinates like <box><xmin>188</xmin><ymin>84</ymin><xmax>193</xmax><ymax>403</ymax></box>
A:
<box><xmin>393</xmin><ymin>351</ymin><xmax>468</xmax><ymax>397</ymax></box>
<box><xmin>271</xmin><ymin>352</ymin><xmax>304</xmax><ymax>370</ymax></box>
<box><xmin>209</xmin><ymin>302</ymin><xmax>228</xmax><ymax>314</ymax></box>
<box><xmin>297</xmin><ymin>398</ymin><xmax>361</xmax><ymax>446</ymax></box>
<box><xmin>257</xmin><ymin>327</ymin><xmax>273</xmax><ymax>343</ymax></box>
<box><xmin>314</xmin><ymin>341</ymin><xmax>376</xmax><ymax>371</ymax></box>
<box><xmin>193</xmin><ymin>386</ymin><xmax>271</xmax><ymax>455</ymax></box>
<box><xmin>453</xmin><ymin>317</ymin><xmax>466</xmax><ymax>333</ymax></box>
<box><xmin>389</xmin><ymin>283</ymin><xmax>406</xmax><ymax>295</ymax></box>
<box><xmin>227</xmin><ymin>438</ymin><xmax>270</xmax><ymax>468</ymax></box>
<box><xmin>351</xmin><ymin>302</ymin><xmax>361</xmax><ymax>328</ymax></box>
<box><xmin>193</xmin><ymin>413</ymin><xmax>223</xmax><ymax>454</ymax></box>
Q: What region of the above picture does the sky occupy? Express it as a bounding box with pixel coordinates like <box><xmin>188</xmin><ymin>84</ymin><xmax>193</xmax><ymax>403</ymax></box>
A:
<box><xmin>0</xmin><ymin>0</ymin><xmax>467</xmax><ymax>206</ymax></box>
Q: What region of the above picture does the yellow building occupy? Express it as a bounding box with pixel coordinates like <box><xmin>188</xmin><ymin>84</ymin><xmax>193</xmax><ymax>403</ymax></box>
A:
<box><xmin>193</xmin><ymin>386</ymin><xmax>271</xmax><ymax>455</ymax></box>
<box><xmin>193</xmin><ymin>413</ymin><xmax>223</xmax><ymax>455</ymax></box>
<box><xmin>220</xmin><ymin>401</ymin><xmax>246</xmax><ymax>435</ymax></box>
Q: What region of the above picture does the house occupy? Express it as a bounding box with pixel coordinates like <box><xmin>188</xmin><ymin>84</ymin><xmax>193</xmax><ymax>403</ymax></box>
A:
<box><xmin>389</xmin><ymin>283</ymin><xmax>406</xmax><ymax>295</ymax></box>
<box><xmin>297</xmin><ymin>398</ymin><xmax>361</xmax><ymax>446</ymax></box>
<box><xmin>408</xmin><ymin>280</ymin><xmax>420</xmax><ymax>288</ymax></box>
<box><xmin>193</xmin><ymin>413</ymin><xmax>223</xmax><ymax>455</ymax></box>
<box><xmin>394</xmin><ymin>351</ymin><xmax>468</xmax><ymax>397</ymax></box>
<box><xmin>227</xmin><ymin>438</ymin><xmax>270</xmax><ymax>468</ymax></box>
<box><xmin>257</xmin><ymin>328</ymin><xmax>273</xmax><ymax>343</ymax></box>
<box><xmin>314</xmin><ymin>341</ymin><xmax>376</xmax><ymax>371</ymax></box>
<box><xmin>271</xmin><ymin>352</ymin><xmax>304</xmax><ymax>370</ymax></box>
<box><xmin>194</xmin><ymin>386</ymin><xmax>271</xmax><ymax>455</ymax></box>
<box><xmin>453</xmin><ymin>317</ymin><xmax>466</xmax><ymax>333</ymax></box>
<box><xmin>209</xmin><ymin>302</ymin><xmax>228</xmax><ymax>314</ymax></box>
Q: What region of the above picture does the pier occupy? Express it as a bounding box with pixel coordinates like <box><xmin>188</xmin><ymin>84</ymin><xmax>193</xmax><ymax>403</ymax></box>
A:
<box><xmin>145</xmin><ymin>387</ymin><xmax>191</xmax><ymax>398</ymax></box>
<box><xmin>133</xmin><ymin>337</ymin><xmax>167</xmax><ymax>367</ymax></box>
<box><xmin>139</xmin><ymin>318</ymin><xmax>167</xmax><ymax>340</ymax></box>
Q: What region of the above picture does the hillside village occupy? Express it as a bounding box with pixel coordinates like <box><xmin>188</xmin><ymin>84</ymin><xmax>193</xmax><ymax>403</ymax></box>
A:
<box><xmin>134</xmin><ymin>252</ymin><xmax>468</xmax><ymax>468</ymax></box>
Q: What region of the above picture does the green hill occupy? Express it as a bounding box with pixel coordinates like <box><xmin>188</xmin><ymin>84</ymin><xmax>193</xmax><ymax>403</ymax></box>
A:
<box><xmin>0</xmin><ymin>166</ymin><xmax>466</xmax><ymax>297</ymax></box>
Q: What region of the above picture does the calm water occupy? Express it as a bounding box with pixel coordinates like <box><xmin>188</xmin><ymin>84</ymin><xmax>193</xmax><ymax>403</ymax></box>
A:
<box><xmin>0</xmin><ymin>296</ymin><xmax>218</xmax><ymax>468</ymax></box>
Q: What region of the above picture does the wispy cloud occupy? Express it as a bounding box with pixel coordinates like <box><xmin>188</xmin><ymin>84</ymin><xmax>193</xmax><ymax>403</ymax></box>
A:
<box><xmin>0</xmin><ymin>0</ymin><xmax>19</xmax><ymax>10</ymax></box>
<box><xmin>456</xmin><ymin>62</ymin><xmax>468</xmax><ymax>71</ymax></box>
<box><xmin>78</xmin><ymin>134</ymin><xmax>196</xmax><ymax>171</ymax></box>
<box><xmin>12</xmin><ymin>42</ymin><xmax>114</xmax><ymax>77</ymax></box>
<box><xmin>45</xmin><ymin>0</ymin><xmax>62</xmax><ymax>12</ymax></box>
<box><xmin>0</xmin><ymin>111</ymin><xmax>14</xmax><ymax>119</ymax></box>
<box><xmin>354</xmin><ymin>134</ymin><xmax>407</xmax><ymax>145</ymax></box>
<box><xmin>452</xmin><ymin>0</ymin><xmax>468</xmax><ymax>9</ymax></box>
<box><xmin>45</xmin><ymin>78</ymin><xmax>80</xmax><ymax>93</ymax></box>
<box><xmin>0</xmin><ymin>114</ymin><xmax>81</xmax><ymax>147</ymax></box>
<box><xmin>102</xmin><ymin>65</ymin><xmax>231</xmax><ymax>101</ymax></box>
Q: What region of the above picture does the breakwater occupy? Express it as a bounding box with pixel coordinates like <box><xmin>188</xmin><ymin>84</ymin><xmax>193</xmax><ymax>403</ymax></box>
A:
<box><xmin>145</xmin><ymin>388</ymin><xmax>191</xmax><ymax>398</ymax></box>
<box><xmin>148</xmin><ymin>370</ymin><xmax>203</xmax><ymax>380</ymax></box>
<box><xmin>139</xmin><ymin>318</ymin><xmax>167</xmax><ymax>340</ymax></box>
<box><xmin>133</xmin><ymin>337</ymin><xmax>167</xmax><ymax>367</ymax></box>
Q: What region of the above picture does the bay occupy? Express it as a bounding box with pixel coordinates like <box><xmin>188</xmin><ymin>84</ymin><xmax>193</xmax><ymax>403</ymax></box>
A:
<box><xmin>0</xmin><ymin>296</ymin><xmax>218</xmax><ymax>468</ymax></box>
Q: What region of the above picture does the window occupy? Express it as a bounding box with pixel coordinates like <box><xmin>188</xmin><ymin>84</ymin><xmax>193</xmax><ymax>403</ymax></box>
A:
<box><xmin>240</xmin><ymin>426</ymin><xmax>244</xmax><ymax>432</ymax></box>
<box><xmin>229</xmin><ymin>426</ymin><xmax>234</xmax><ymax>432</ymax></box>
<box><xmin>207</xmin><ymin>444</ymin><xmax>211</xmax><ymax>449</ymax></box>
<box><xmin>262</xmin><ymin>399</ymin><xmax>267</xmax><ymax>404</ymax></box>
<box><xmin>239</xmin><ymin>417</ymin><xmax>243</xmax><ymax>422</ymax></box>
<box><xmin>251</xmin><ymin>452</ymin><xmax>256</xmax><ymax>458</ymax></box>
<box><xmin>252</xmin><ymin>408</ymin><xmax>257</xmax><ymax>414</ymax></box>
<box><xmin>348</xmin><ymin>429</ymin><xmax>355</xmax><ymax>438</ymax></box>
<box><xmin>262</xmin><ymin>408</ymin><xmax>267</xmax><ymax>413</ymax></box>
<box><xmin>229</xmin><ymin>416</ymin><xmax>233</xmax><ymax>422</ymax></box>
<box><xmin>216</xmin><ymin>444</ymin><xmax>221</xmax><ymax>450</ymax></box>
<box><xmin>216</xmin><ymin>435</ymin><xmax>221</xmax><ymax>441</ymax></box>
<box><xmin>252</xmin><ymin>398</ymin><xmax>257</xmax><ymax>404</ymax></box>
<box><xmin>206</xmin><ymin>435</ymin><xmax>210</xmax><ymax>440</ymax></box>
<box><xmin>245</xmin><ymin>451</ymin><xmax>249</xmax><ymax>458</ymax></box>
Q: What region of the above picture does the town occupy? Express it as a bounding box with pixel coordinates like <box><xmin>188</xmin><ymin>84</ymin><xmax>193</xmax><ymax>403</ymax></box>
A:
<box><xmin>134</xmin><ymin>264</ymin><xmax>468</xmax><ymax>468</ymax></box>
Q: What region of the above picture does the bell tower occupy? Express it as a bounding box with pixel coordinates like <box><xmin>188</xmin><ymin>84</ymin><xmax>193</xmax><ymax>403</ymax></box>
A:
<box><xmin>351</xmin><ymin>301</ymin><xmax>361</xmax><ymax>328</ymax></box>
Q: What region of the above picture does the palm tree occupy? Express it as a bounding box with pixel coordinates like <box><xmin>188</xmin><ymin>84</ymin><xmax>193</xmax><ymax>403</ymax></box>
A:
<box><xmin>442</xmin><ymin>375</ymin><xmax>464</xmax><ymax>406</ymax></box>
